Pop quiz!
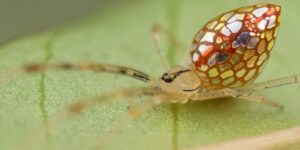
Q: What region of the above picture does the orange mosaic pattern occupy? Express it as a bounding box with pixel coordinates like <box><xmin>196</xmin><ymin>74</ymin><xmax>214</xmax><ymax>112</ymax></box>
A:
<box><xmin>190</xmin><ymin>4</ymin><xmax>281</xmax><ymax>89</ymax></box>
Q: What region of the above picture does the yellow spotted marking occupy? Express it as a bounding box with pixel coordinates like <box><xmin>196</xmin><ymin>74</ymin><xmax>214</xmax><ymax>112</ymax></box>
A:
<box><xmin>223</xmin><ymin>77</ymin><xmax>235</xmax><ymax>86</ymax></box>
<box><xmin>220</xmin><ymin>70</ymin><xmax>234</xmax><ymax>79</ymax></box>
<box><xmin>239</xmin><ymin>6</ymin><xmax>254</xmax><ymax>12</ymax></box>
<box><xmin>236</xmin><ymin>69</ymin><xmax>246</xmax><ymax>78</ymax></box>
<box><xmin>243</xmin><ymin>49</ymin><xmax>256</xmax><ymax>60</ymax></box>
<box><xmin>208</xmin><ymin>68</ymin><xmax>219</xmax><ymax>78</ymax></box>
<box><xmin>257</xmin><ymin>40</ymin><xmax>266</xmax><ymax>54</ymax></box>
<box><xmin>211</xmin><ymin>78</ymin><xmax>221</xmax><ymax>84</ymax></box>
<box><xmin>266</xmin><ymin>30</ymin><xmax>273</xmax><ymax>41</ymax></box>
<box><xmin>230</xmin><ymin>54</ymin><xmax>241</xmax><ymax>65</ymax></box>
<box><xmin>247</xmin><ymin>56</ymin><xmax>258</xmax><ymax>68</ymax></box>
<box><xmin>257</xmin><ymin>53</ymin><xmax>268</xmax><ymax>66</ymax></box>
<box><xmin>234</xmin><ymin>62</ymin><xmax>245</xmax><ymax>71</ymax></box>
<box><xmin>195</xmin><ymin>31</ymin><xmax>205</xmax><ymax>41</ymax></box>
<box><xmin>207</xmin><ymin>21</ymin><xmax>218</xmax><ymax>29</ymax></box>
<box><xmin>267</xmin><ymin>40</ymin><xmax>275</xmax><ymax>51</ymax></box>
<box><xmin>244</xmin><ymin>69</ymin><xmax>257</xmax><ymax>81</ymax></box>
<box><xmin>221</xmin><ymin>12</ymin><xmax>234</xmax><ymax>21</ymax></box>
<box><xmin>215</xmin><ymin>23</ymin><xmax>225</xmax><ymax>30</ymax></box>
<box><xmin>199</xmin><ymin>65</ymin><xmax>208</xmax><ymax>71</ymax></box>
<box><xmin>230</xmin><ymin>81</ymin><xmax>242</xmax><ymax>88</ymax></box>
<box><xmin>260</xmin><ymin>32</ymin><xmax>265</xmax><ymax>39</ymax></box>
<box><xmin>276</xmin><ymin>6</ymin><xmax>281</xmax><ymax>12</ymax></box>
<box><xmin>219</xmin><ymin>63</ymin><xmax>231</xmax><ymax>72</ymax></box>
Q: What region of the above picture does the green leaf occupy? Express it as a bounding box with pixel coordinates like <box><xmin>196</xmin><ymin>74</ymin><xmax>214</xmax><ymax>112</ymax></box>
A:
<box><xmin>1</xmin><ymin>0</ymin><xmax>300</xmax><ymax>150</ymax></box>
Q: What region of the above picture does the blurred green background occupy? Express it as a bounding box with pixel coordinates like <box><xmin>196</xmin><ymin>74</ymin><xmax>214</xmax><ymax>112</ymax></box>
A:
<box><xmin>0</xmin><ymin>0</ymin><xmax>300</xmax><ymax>150</ymax></box>
<box><xmin>0</xmin><ymin>0</ymin><xmax>122</xmax><ymax>43</ymax></box>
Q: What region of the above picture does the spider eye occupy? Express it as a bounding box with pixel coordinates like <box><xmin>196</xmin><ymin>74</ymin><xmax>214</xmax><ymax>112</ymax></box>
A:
<box><xmin>161</xmin><ymin>73</ymin><xmax>174</xmax><ymax>83</ymax></box>
<box><xmin>161</xmin><ymin>69</ymin><xmax>192</xmax><ymax>83</ymax></box>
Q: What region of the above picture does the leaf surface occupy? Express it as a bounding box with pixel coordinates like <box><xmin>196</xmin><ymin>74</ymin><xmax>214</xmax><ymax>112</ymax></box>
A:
<box><xmin>0</xmin><ymin>0</ymin><xmax>300</xmax><ymax>150</ymax></box>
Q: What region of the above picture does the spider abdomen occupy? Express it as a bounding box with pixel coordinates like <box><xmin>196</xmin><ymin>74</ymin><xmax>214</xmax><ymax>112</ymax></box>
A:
<box><xmin>190</xmin><ymin>4</ymin><xmax>281</xmax><ymax>89</ymax></box>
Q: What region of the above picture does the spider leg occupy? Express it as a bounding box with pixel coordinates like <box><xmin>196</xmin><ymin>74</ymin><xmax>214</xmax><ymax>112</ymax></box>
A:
<box><xmin>19</xmin><ymin>86</ymin><xmax>162</xmax><ymax>150</ymax></box>
<box><xmin>151</xmin><ymin>24</ymin><xmax>188</xmax><ymax>67</ymax></box>
<box><xmin>238</xmin><ymin>74</ymin><xmax>300</xmax><ymax>92</ymax></box>
<box><xmin>190</xmin><ymin>88</ymin><xmax>240</xmax><ymax>101</ymax></box>
<box><xmin>95</xmin><ymin>94</ymin><xmax>166</xmax><ymax>149</ymax></box>
<box><xmin>190</xmin><ymin>88</ymin><xmax>283</xmax><ymax>109</ymax></box>
<box><xmin>151</xmin><ymin>24</ymin><xmax>170</xmax><ymax>69</ymax></box>
<box><xmin>234</xmin><ymin>94</ymin><xmax>283</xmax><ymax>110</ymax></box>
<box><xmin>151</xmin><ymin>24</ymin><xmax>182</xmax><ymax>48</ymax></box>
<box><xmin>20</xmin><ymin>62</ymin><xmax>159</xmax><ymax>84</ymax></box>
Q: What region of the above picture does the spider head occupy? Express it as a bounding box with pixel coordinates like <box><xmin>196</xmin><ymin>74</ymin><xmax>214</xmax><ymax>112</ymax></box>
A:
<box><xmin>159</xmin><ymin>66</ymin><xmax>201</xmax><ymax>103</ymax></box>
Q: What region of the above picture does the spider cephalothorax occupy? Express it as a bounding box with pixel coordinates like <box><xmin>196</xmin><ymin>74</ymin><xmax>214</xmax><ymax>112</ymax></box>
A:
<box><xmin>159</xmin><ymin>66</ymin><xmax>201</xmax><ymax>103</ymax></box>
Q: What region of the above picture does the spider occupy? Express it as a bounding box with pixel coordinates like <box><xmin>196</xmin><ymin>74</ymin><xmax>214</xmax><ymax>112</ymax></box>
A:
<box><xmin>13</xmin><ymin>3</ymin><xmax>300</xmax><ymax>149</ymax></box>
